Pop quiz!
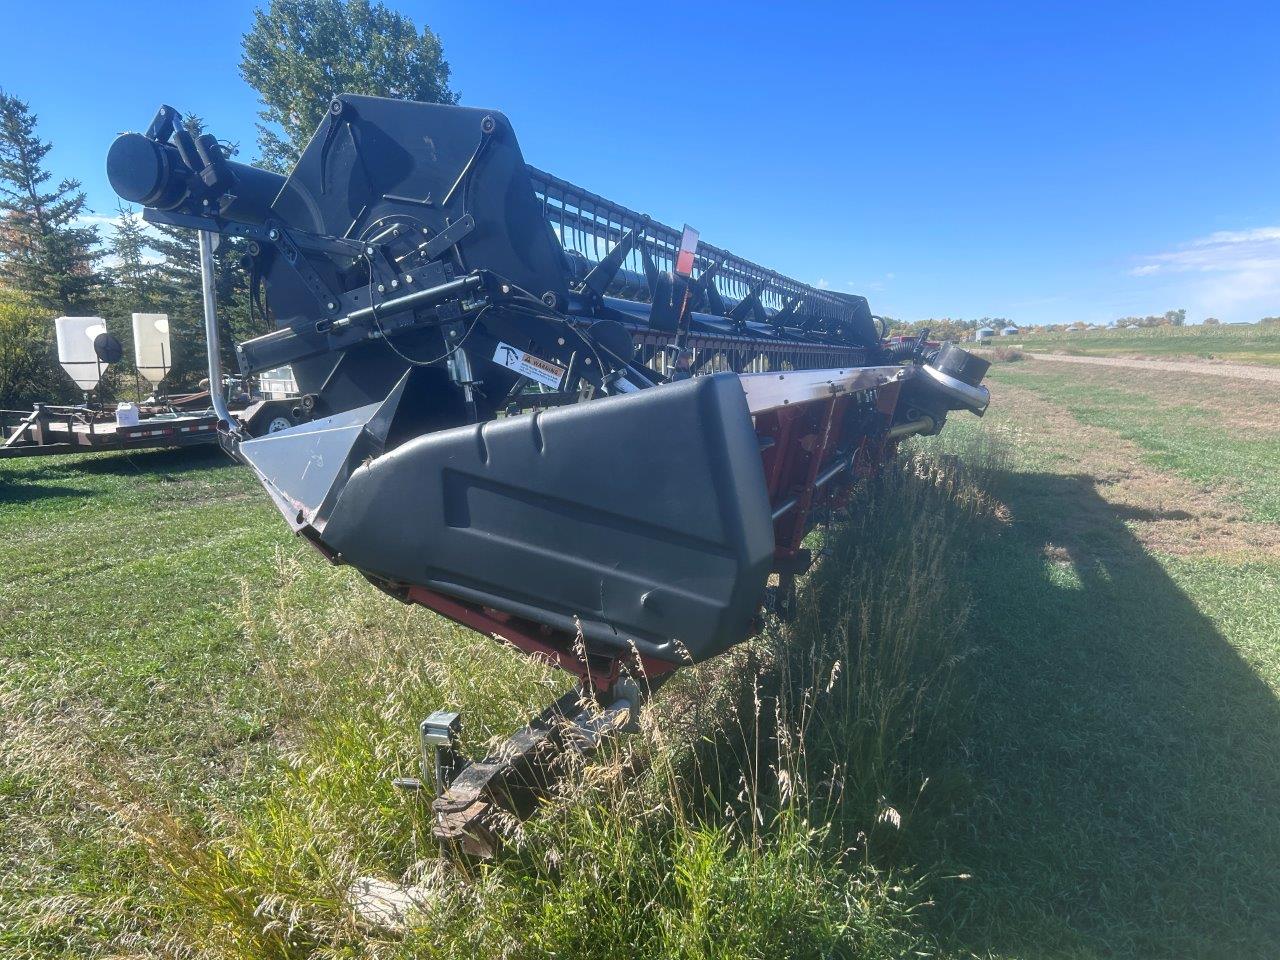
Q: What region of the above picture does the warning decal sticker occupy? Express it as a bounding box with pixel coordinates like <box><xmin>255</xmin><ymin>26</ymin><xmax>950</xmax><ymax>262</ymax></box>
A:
<box><xmin>492</xmin><ymin>342</ymin><xmax>567</xmax><ymax>390</ymax></box>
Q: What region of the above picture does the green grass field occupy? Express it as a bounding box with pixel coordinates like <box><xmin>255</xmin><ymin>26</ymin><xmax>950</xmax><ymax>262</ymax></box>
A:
<box><xmin>914</xmin><ymin>362</ymin><xmax>1280</xmax><ymax>957</ymax></box>
<box><xmin>2</xmin><ymin>356</ymin><xmax>1278</xmax><ymax>958</ymax></box>
<box><xmin>990</xmin><ymin>321</ymin><xmax>1280</xmax><ymax>366</ymax></box>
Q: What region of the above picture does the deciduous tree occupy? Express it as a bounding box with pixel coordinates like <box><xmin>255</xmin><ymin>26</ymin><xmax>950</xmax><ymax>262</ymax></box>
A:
<box><xmin>240</xmin><ymin>0</ymin><xmax>457</xmax><ymax>171</ymax></box>
<box><xmin>0</xmin><ymin>289</ymin><xmax>68</xmax><ymax>408</ymax></box>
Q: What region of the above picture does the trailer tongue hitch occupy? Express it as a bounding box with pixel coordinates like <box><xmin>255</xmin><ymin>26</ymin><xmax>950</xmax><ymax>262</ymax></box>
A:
<box><xmin>108</xmin><ymin>95</ymin><xmax>993</xmax><ymax>850</ymax></box>
<box><xmin>427</xmin><ymin>679</ymin><xmax>649</xmax><ymax>858</ymax></box>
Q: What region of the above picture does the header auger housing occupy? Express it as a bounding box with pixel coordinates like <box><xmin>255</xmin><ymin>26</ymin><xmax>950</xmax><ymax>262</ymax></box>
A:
<box><xmin>109</xmin><ymin>95</ymin><xmax>990</xmax><ymax>853</ymax></box>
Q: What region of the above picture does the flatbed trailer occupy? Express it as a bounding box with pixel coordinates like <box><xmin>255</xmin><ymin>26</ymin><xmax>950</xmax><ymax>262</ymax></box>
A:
<box><xmin>0</xmin><ymin>404</ymin><xmax>220</xmax><ymax>459</ymax></box>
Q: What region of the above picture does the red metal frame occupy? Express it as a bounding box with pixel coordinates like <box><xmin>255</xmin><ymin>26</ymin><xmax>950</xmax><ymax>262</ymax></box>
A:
<box><xmin>756</xmin><ymin>382</ymin><xmax>902</xmax><ymax>571</ymax></box>
<box><xmin>405</xmin><ymin>585</ymin><xmax>677</xmax><ymax>692</ymax></box>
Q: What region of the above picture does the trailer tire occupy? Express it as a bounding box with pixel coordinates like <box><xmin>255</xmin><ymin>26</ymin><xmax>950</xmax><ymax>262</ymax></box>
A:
<box><xmin>265</xmin><ymin>414</ymin><xmax>295</xmax><ymax>434</ymax></box>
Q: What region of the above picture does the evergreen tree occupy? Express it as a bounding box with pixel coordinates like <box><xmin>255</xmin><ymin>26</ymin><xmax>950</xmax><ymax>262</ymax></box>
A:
<box><xmin>0</xmin><ymin>90</ymin><xmax>102</xmax><ymax>312</ymax></box>
<box><xmin>148</xmin><ymin>206</ymin><xmax>253</xmax><ymax>390</ymax></box>
<box><xmin>108</xmin><ymin>203</ymin><xmax>155</xmax><ymax>309</ymax></box>
<box><xmin>240</xmin><ymin>0</ymin><xmax>457</xmax><ymax>171</ymax></box>
<box><xmin>148</xmin><ymin>214</ymin><xmax>207</xmax><ymax>388</ymax></box>
<box><xmin>104</xmin><ymin>203</ymin><xmax>158</xmax><ymax>380</ymax></box>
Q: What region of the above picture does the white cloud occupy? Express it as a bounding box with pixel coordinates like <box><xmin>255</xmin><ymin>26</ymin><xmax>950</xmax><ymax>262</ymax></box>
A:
<box><xmin>1130</xmin><ymin>226</ymin><xmax>1280</xmax><ymax>316</ymax></box>
<box><xmin>1192</xmin><ymin>227</ymin><xmax>1280</xmax><ymax>246</ymax></box>
<box><xmin>815</xmin><ymin>277</ymin><xmax>830</xmax><ymax>289</ymax></box>
<box><xmin>75</xmin><ymin>212</ymin><xmax>125</xmax><ymax>229</ymax></box>
<box><xmin>838</xmin><ymin>273</ymin><xmax>896</xmax><ymax>293</ymax></box>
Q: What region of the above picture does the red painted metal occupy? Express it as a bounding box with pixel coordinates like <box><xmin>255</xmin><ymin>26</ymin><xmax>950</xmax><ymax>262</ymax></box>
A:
<box><xmin>756</xmin><ymin>405</ymin><xmax>799</xmax><ymax>495</ymax></box>
<box><xmin>756</xmin><ymin>374</ymin><xmax>905</xmax><ymax>571</ymax></box>
<box><xmin>405</xmin><ymin>585</ymin><xmax>677</xmax><ymax>691</ymax></box>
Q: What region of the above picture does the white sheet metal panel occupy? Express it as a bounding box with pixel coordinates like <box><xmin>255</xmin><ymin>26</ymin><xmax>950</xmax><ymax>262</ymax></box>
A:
<box><xmin>54</xmin><ymin>316</ymin><xmax>110</xmax><ymax>390</ymax></box>
<box><xmin>737</xmin><ymin>365</ymin><xmax>913</xmax><ymax>415</ymax></box>
<box><xmin>132</xmin><ymin>313</ymin><xmax>171</xmax><ymax>384</ymax></box>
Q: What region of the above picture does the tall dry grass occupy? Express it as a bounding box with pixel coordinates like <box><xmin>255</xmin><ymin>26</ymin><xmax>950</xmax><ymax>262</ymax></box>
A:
<box><xmin>2</xmin><ymin>431</ymin><xmax>1008</xmax><ymax>959</ymax></box>
<box><xmin>781</xmin><ymin>431</ymin><xmax>1006</xmax><ymax>834</ymax></box>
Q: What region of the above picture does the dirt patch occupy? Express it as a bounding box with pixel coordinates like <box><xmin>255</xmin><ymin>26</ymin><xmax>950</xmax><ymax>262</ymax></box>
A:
<box><xmin>992</xmin><ymin>380</ymin><xmax>1280</xmax><ymax>559</ymax></box>
<box><xmin>1014</xmin><ymin>358</ymin><xmax>1280</xmax><ymax>435</ymax></box>
<box><xmin>1026</xmin><ymin>352</ymin><xmax>1280</xmax><ymax>383</ymax></box>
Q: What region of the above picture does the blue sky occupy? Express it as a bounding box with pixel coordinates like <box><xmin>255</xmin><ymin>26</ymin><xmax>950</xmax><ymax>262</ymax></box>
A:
<box><xmin>5</xmin><ymin>1</ymin><xmax>1278</xmax><ymax>325</ymax></box>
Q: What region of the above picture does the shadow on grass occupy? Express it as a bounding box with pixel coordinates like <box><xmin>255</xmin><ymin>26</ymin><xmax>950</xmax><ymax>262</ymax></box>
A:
<box><xmin>68</xmin><ymin>445</ymin><xmax>233</xmax><ymax>477</ymax></box>
<box><xmin>0</xmin><ymin>446</ymin><xmax>235</xmax><ymax>502</ymax></box>
<box><xmin>0</xmin><ymin>479</ymin><xmax>95</xmax><ymax>505</ymax></box>
<box><xmin>922</xmin><ymin>470</ymin><xmax>1280</xmax><ymax>958</ymax></box>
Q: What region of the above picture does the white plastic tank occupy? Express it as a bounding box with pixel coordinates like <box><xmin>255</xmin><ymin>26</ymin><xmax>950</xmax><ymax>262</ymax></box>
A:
<box><xmin>55</xmin><ymin>316</ymin><xmax>111</xmax><ymax>390</ymax></box>
<box><xmin>132</xmin><ymin>313</ymin><xmax>172</xmax><ymax>384</ymax></box>
<box><xmin>115</xmin><ymin>402</ymin><xmax>140</xmax><ymax>427</ymax></box>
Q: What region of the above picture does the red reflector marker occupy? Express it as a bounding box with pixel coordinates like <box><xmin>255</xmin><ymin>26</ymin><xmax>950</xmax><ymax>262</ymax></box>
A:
<box><xmin>675</xmin><ymin>224</ymin><xmax>699</xmax><ymax>278</ymax></box>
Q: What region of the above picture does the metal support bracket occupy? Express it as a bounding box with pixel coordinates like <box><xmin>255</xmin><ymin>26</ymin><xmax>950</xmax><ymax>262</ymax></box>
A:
<box><xmin>392</xmin><ymin>709</ymin><xmax>464</xmax><ymax>797</ymax></box>
<box><xmin>197</xmin><ymin>230</ymin><xmax>239</xmax><ymax>435</ymax></box>
<box><xmin>420</xmin><ymin>215</ymin><xmax>476</xmax><ymax>262</ymax></box>
<box><xmin>578</xmin><ymin>226</ymin><xmax>641</xmax><ymax>303</ymax></box>
<box><xmin>423</xmin><ymin>710</ymin><xmax>464</xmax><ymax>795</ymax></box>
<box><xmin>428</xmin><ymin>676</ymin><xmax>653</xmax><ymax>859</ymax></box>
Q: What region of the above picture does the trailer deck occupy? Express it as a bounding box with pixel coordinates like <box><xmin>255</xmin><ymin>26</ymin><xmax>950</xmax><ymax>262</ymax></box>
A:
<box><xmin>0</xmin><ymin>405</ymin><xmax>220</xmax><ymax>459</ymax></box>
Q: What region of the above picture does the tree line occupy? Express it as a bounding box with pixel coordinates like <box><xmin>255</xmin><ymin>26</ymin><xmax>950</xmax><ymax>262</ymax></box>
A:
<box><xmin>885</xmin><ymin>317</ymin><xmax>1016</xmax><ymax>339</ymax></box>
<box><xmin>886</xmin><ymin>309</ymin><xmax>1203</xmax><ymax>339</ymax></box>
<box><xmin>0</xmin><ymin>0</ymin><xmax>454</xmax><ymax>411</ymax></box>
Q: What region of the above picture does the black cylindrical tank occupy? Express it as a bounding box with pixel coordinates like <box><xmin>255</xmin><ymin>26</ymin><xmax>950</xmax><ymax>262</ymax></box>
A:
<box><xmin>106</xmin><ymin>132</ymin><xmax>285</xmax><ymax>225</ymax></box>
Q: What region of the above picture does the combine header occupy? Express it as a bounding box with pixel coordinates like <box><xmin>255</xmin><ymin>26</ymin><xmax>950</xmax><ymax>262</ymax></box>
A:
<box><xmin>107</xmin><ymin>96</ymin><xmax>990</xmax><ymax>854</ymax></box>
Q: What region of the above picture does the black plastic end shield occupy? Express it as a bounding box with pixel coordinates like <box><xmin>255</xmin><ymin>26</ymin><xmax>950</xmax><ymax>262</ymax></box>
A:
<box><xmin>321</xmin><ymin>374</ymin><xmax>774</xmax><ymax>664</ymax></box>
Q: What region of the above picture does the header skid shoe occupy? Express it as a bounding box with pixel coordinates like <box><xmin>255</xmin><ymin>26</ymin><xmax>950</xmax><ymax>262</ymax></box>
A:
<box><xmin>238</xmin><ymin>371</ymin><xmax>775</xmax><ymax>667</ymax></box>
